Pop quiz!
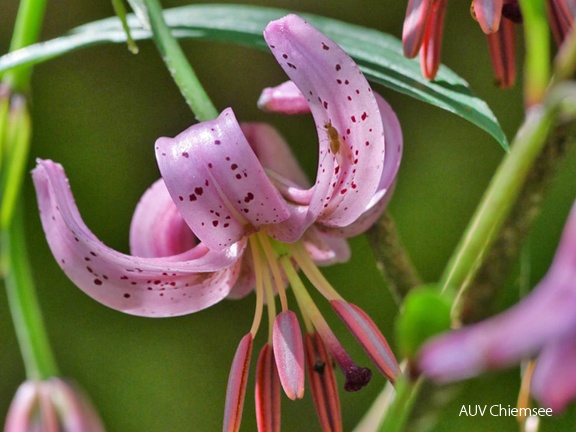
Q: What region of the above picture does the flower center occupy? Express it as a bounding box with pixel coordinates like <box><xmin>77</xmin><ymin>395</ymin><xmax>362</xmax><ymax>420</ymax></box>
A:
<box><xmin>247</xmin><ymin>231</ymin><xmax>393</xmax><ymax>391</ymax></box>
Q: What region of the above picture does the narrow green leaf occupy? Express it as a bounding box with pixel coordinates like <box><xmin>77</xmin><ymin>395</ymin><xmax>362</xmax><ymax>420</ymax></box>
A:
<box><xmin>0</xmin><ymin>4</ymin><xmax>508</xmax><ymax>149</ymax></box>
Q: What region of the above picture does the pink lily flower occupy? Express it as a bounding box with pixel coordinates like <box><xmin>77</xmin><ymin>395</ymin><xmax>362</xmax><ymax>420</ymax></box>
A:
<box><xmin>402</xmin><ymin>0</ymin><xmax>574</xmax><ymax>87</ymax></box>
<box><xmin>419</xmin><ymin>201</ymin><xmax>576</xmax><ymax>412</ymax></box>
<box><xmin>33</xmin><ymin>15</ymin><xmax>402</xmax><ymax>431</ymax></box>
<box><xmin>5</xmin><ymin>378</ymin><xmax>105</xmax><ymax>432</ymax></box>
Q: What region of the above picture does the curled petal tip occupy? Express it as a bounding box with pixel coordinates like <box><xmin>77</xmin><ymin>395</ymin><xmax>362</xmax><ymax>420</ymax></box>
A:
<box><xmin>263</xmin><ymin>13</ymin><xmax>386</xmax><ymax>230</ymax></box>
<box><xmin>224</xmin><ymin>334</ymin><xmax>254</xmax><ymax>432</ymax></box>
<box><xmin>155</xmin><ymin>108</ymin><xmax>290</xmax><ymax>251</ymax></box>
<box><xmin>273</xmin><ymin>310</ymin><xmax>305</xmax><ymax>400</ymax></box>
<box><xmin>32</xmin><ymin>159</ymin><xmax>243</xmax><ymax>318</ymax></box>
<box><xmin>257</xmin><ymin>81</ymin><xmax>311</xmax><ymax>115</ymax></box>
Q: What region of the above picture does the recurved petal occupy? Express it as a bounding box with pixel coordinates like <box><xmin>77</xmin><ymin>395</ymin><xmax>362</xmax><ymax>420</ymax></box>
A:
<box><xmin>402</xmin><ymin>0</ymin><xmax>434</xmax><ymax>58</ymax></box>
<box><xmin>474</xmin><ymin>0</ymin><xmax>504</xmax><ymax>33</ymax></box>
<box><xmin>33</xmin><ymin>159</ymin><xmax>243</xmax><ymax>317</ymax></box>
<box><xmin>549</xmin><ymin>201</ymin><xmax>576</xmax><ymax>271</ymax></box>
<box><xmin>301</xmin><ymin>226</ymin><xmax>351</xmax><ymax>266</ymax></box>
<box><xmin>129</xmin><ymin>178</ymin><xmax>197</xmax><ymax>258</ymax></box>
<box><xmin>319</xmin><ymin>94</ymin><xmax>402</xmax><ymax>238</ymax></box>
<box><xmin>156</xmin><ymin>108</ymin><xmax>291</xmax><ymax>251</ymax></box>
<box><xmin>419</xmin><ymin>276</ymin><xmax>576</xmax><ymax>382</ymax></box>
<box><xmin>226</xmin><ymin>246</ymin><xmax>256</xmax><ymax>299</ymax></box>
<box><xmin>240</xmin><ymin>122</ymin><xmax>310</xmax><ymax>189</ymax></box>
<box><xmin>264</xmin><ymin>15</ymin><xmax>385</xmax><ymax>233</ymax></box>
<box><xmin>257</xmin><ymin>80</ymin><xmax>311</xmax><ymax>115</ymax></box>
<box><xmin>531</xmin><ymin>331</ymin><xmax>576</xmax><ymax>412</ymax></box>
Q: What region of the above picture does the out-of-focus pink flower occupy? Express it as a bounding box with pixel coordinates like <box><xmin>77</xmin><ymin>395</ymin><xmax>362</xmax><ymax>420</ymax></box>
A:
<box><xmin>402</xmin><ymin>0</ymin><xmax>575</xmax><ymax>87</ymax></box>
<box><xmin>5</xmin><ymin>378</ymin><xmax>105</xmax><ymax>432</ymax></box>
<box><xmin>419</xmin><ymin>201</ymin><xmax>576</xmax><ymax>412</ymax></box>
<box><xmin>33</xmin><ymin>14</ymin><xmax>402</xmax><ymax>432</ymax></box>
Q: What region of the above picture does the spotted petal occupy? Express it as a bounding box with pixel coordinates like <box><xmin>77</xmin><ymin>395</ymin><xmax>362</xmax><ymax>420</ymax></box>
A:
<box><xmin>155</xmin><ymin>108</ymin><xmax>291</xmax><ymax>251</ymax></box>
<box><xmin>264</xmin><ymin>15</ymin><xmax>385</xmax><ymax>234</ymax></box>
<box><xmin>257</xmin><ymin>84</ymin><xmax>402</xmax><ymax>238</ymax></box>
<box><xmin>32</xmin><ymin>159</ymin><xmax>243</xmax><ymax>317</ymax></box>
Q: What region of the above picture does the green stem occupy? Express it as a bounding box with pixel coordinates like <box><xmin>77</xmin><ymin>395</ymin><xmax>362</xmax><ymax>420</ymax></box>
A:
<box><xmin>518</xmin><ymin>0</ymin><xmax>550</xmax><ymax>106</ymax></box>
<box><xmin>459</xmin><ymin>118</ymin><xmax>576</xmax><ymax>324</ymax></box>
<box><xmin>2</xmin><ymin>0</ymin><xmax>47</xmax><ymax>91</ymax></box>
<box><xmin>1</xmin><ymin>96</ymin><xmax>31</xmax><ymax>229</ymax></box>
<box><xmin>439</xmin><ymin>103</ymin><xmax>557</xmax><ymax>301</ymax></box>
<box><xmin>377</xmin><ymin>376</ymin><xmax>421</xmax><ymax>432</ymax></box>
<box><xmin>143</xmin><ymin>0</ymin><xmax>219</xmax><ymax>121</ymax></box>
<box><xmin>366</xmin><ymin>211</ymin><xmax>421</xmax><ymax>305</ymax></box>
<box><xmin>3</xmin><ymin>203</ymin><xmax>59</xmax><ymax>379</ymax></box>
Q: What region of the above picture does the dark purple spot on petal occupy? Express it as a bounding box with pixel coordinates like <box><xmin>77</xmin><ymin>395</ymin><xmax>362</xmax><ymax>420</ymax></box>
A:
<box><xmin>182</xmin><ymin>152</ymin><xmax>189</xmax><ymax>158</ymax></box>
<box><xmin>231</xmin><ymin>164</ymin><xmax>238</xmax><ymax>170</ymax></box>
<box><xmin>189</xmin><ymin>194</ymin><xmax>197</xmax><ymax>202</ymax></box>
<box><xmin>94</xmin><ymin>279</ymin><xmax>102</xmax><ymax>285</ymax></box>
<box><xmin>124</xmin><ymin>293</ymin><xmax>131</xmax><ymax>298</ymax></box>
<box><xmin>212</xmin><ymin>220</ymin><xmax>219</xmax><ymax>227</ymax></box>
<box><xmin>195</xmin><ymin>187</ymin><xmax>203</xmax><ymax>195</ymax></box>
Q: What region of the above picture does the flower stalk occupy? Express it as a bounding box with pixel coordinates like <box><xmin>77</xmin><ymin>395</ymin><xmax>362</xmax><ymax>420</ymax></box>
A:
<box><xmin>0</xmin><ymin>0</ymin><xmax>58</xmax><ymax>382</ymax></box>
<box><xmin>3</xmin><ymin>204</ymin><xmax>59</xmax><ymax>380</ymax></box>
<box><xmin>440</xmin><ymin>101</ymin><xmax>558</xmax><ymax>308</ymax></box>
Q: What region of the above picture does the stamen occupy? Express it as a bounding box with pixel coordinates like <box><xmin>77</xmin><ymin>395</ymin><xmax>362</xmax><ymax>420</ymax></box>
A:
<box><xmin>257</xmin><ymin>233</ymin><xmax>289</xmax><ymax>311</ymax></box>
<box><xmin>223</xmin><ymin>334</ymin><xmax>253</xmax><ymax>432</ymax></box>
<box><xmin>255</xmin><ymin>343</ymin><xmax>281</xmax><ymax>432</ymax></box>
<box><xmin>273</xmin><ymin>311</ymin><xmax>305</xmax><ymax>400</ymax></box>
<box><xmin>262</xmin><ymin>265</ymin><xmax>277</xmax><ymax>343</ymax></box>
<box><xmin>305</xmin><ymin>332</ymin><xmax>343</xmax><ymax>432</ymax></box>
<box><xmin>289</xmin><ymin>242</ymin><xmax>343</xmax><ymax>301</ymax></box>
<box><xmin>248</xmin><ymin>237</ymin><xmax>266</xmax><ymax>337</ymax></box>
<box><xmin>331</xmin><ymin>299</ymin><xmax>400</xmax><ymax>383</ymax></box>
<box><xmin>280</xmin><ymin>256</ymin><xmax>372</xmax><ymax>392</ymax></box>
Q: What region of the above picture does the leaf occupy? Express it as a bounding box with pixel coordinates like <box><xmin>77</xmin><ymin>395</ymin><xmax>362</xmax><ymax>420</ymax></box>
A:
<box><xmin>0</xmin><ymin>4</ymin><xmax>508</xmax><ymax>149</ymax></box>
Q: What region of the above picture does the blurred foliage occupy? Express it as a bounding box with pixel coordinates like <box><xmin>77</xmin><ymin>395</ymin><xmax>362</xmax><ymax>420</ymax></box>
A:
<box><xmin>1</xmin><ymin>1</ymin><xmax>576</xmax><ymax>431</ymax></box>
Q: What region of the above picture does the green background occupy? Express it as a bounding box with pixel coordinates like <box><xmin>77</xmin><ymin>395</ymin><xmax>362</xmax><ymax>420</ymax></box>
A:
<box><xmin>1</xmin><ymin>1</ymin><xmax>576</xmax><ymax>431</ymax></box>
